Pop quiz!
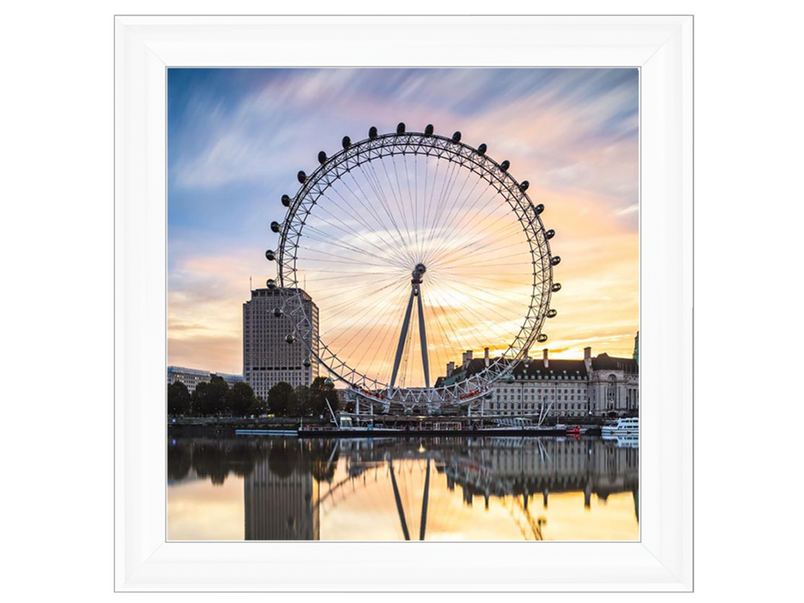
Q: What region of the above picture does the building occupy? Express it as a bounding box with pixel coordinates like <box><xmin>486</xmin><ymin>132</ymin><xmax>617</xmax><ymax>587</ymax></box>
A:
<box><xmin>585</xmin><ymin>347</ymin><xmax>640</xmax><ymax>415</ymax></box>
<box><xmin>244</xmin><ymin>455</ymin><xmax>320</xmax><ymax>540</ymax></box>
<box><xmin>167</xmin><ymin>366</ymin><xmax>243</xmax><ymax>394</ymax></box>
<box><xmin>243</xmin><ymin>287</ymin><xmax>319</xmax><ymax>400</ymax></box>
<box><xmin>439</xmin><ymin>339</ymin><xmax>639</xmax><ymax>417</ymax></box>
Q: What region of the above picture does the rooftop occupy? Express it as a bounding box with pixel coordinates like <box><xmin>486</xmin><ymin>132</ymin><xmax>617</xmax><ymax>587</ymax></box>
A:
<box><xmin>247</xmin><ymin>287</ymin><xmax>315</xmax><ymax>305</ymax></box>
<box><xmin>436</xmin><ymin>351</ymin><xmax>638</xmax><ymax>385</ymax></box>
<box><xmin>167</xmin><ymin>366</ymin><xmax>243</xmax><ymax>381</ymax></box>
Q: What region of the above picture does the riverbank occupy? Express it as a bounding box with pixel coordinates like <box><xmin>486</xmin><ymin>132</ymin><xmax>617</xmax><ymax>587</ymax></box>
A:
<box><xmin>168</xmin><ymin>416</ymin><xmax>327</xmax><ymax>436</ymax></box>
<box><xmin>168</xmin><ymin>415</ymin><xmax>613</xmax><ymax>437</ymax></box>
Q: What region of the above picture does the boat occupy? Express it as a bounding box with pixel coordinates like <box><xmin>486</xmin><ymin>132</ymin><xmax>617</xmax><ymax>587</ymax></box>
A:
<box><xmin>601</xmin><ymin>417</ymin><xmax>639</xmax><ymax>436</ymax></box>
<box><xmin>235</xmin><ymin>429</ymin><xmax>298</xmax><ymax>436</ymax></box>
<box><xmin>297</xmin><ymin>416</ymin><xmax>568</xmax><ymax>438</ymax></box>
<box><xmin>298</xmin><ymin>415</ymin><xmax>406</xmax><ymax>437</ymax></box>
<box><xmin>296</xmin><ymin>404</ymin><xmax>569</xmax><ymax>438</ymax></box>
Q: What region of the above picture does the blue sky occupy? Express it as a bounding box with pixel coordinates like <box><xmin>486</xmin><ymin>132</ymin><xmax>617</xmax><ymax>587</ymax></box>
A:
<box><xmin>168</xmin><ymin>68</ymin><xmax>639</xmax><ymax>375</ymax></box>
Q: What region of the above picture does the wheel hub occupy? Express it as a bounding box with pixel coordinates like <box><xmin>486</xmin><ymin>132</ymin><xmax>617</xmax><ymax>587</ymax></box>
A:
<box><xmin>411</xmin><ymin>263</ymin><xmax>426</xmax><ymax>284</ymax></box>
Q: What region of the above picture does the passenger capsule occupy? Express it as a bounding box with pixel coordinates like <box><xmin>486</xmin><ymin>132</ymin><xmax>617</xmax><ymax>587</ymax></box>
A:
<box><xmin>324</xmin><ymin>377</ymin><xmax>334</xmax><ymax>386</ymax></box>
<box><xmin>477</xmin><ymin>143</ymin><xmax>487</xmax><ymax>155</ymax></box>
<box><xmin>547</xmin><ymin>309</ymin><xmax>558</xmax><ymax>318</ymax></box>
<box><xmin>285</xmin><ymin>334</ymin><xmax>295</xmax><ymax>344</ymax></box>
<box><xmin>266</xmin><ymin>278</ymin><xmax>276</xmax><ymax>289</ymax></box>
<box><xmin>500</xmin><ymin>160</ymin><xmax>510</xmax><ymax>172</ymax></box>
<box><xmin>342</xmin><ymin>136</ymin><xmax>351</xmax><ymax>149</ymax></box>
<box><xmin>369</xmin><ymin>126</ymin><xmax>378</xmax><ymax>139</ymax></box>
<box><xmin>270</xmin><ymin>221</ymin><xmax>281</xmax><ymax>233</ymax></box>
<box><xmin>303</xmin><ymin>358</ymin><xmax>312</xmax><ymax>368</ymax></box>
<box><xmin>424</xmin><ymin>124</ymin><xmax>434</xmax><ymax>136</ymax></box>
<box><xmin>297</xmin><ymin>171</ymin><xmax>307</xmax><ymax>184</ymax></box>
<box><xmin>551</xmin><ymin>255</ymin><xmax>561</xmax><ymax>266</ymax></box>
<box><xmin>551</xmin><ymin>283</ymin><xmax>562</xmax><ymax>292</ymax></box>
<box><xmin>545</xmin><ymin>229</ymin><xmax>556</xmax><ymax>240</ymax></box>
<box><xmin>281</xmin><ymin>194</ymin><xmax>291</xmax><ymax>207</ymax></box>
<box><xmin>265</xmin><ymin>249</ymin><xmax>275</xmax><ymax>261</ymax></box>
<box><xmin>318</xmin><ymin>151</ymin><xmax>327</xmax><ymax>164</ymax></box>
<box><xmin>520</xmin><ymin>180</ymin><xmax>530</xmax><ymax>191</ymax></box>
<box><xmin>451</xmin><ymin>131</ymin><xmax>462</xmax><ymax>143</ymax></box>
<box><xmin>273</xmin><ymin>307</ymin><xmax>283</xmax><ymax>318</ymax></box>
<box><xmin>537</xmin><ymin>334</ymin><xmax>548</xmax><ymax>343</ymax></box>
<box><xmin>535</xmin><ymin>203</ymin><xmax>544</xmax><ymax>215</ymax></box>
<box><xmin>396</xmin><ymin>122</ymin><xmax>406</xmax><ymax>134</ymax></box>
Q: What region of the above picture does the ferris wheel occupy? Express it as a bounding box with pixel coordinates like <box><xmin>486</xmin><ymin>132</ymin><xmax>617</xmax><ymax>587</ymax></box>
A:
<box><xmin>264</xmin><ymin>123</ymin><xmax>560</xmax><ymax>411</ymax></box>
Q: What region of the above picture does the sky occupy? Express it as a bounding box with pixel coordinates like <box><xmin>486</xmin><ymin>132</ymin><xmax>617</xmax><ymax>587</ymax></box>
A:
<box><xmin>168</xmin><ymin>68</ymin><xmax>639</xmax><ymax>378</ymax></box>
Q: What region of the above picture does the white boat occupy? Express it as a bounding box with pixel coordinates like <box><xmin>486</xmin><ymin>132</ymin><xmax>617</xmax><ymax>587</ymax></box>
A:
<box><xmin>601</xmin><ymin>417</ymin><xmax>639</xmax><ymax>436</ymax></box>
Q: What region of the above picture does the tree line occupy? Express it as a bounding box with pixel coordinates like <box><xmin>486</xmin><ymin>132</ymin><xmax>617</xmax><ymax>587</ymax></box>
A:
<box><xmin>168</xmin><ymin>376</ymin><xmax>339</xmax><ymax>418</ymax></box>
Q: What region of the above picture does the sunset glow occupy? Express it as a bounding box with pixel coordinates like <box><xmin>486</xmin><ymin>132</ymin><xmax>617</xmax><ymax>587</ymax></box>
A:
<box><xmin>168</xmin><ymin>68</ymin><xmax>639</xmax><ymax>376</ymax></box>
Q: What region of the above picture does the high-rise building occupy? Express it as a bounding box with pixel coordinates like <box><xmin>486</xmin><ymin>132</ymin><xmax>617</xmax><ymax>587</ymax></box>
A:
<box><xmin>243</xmin><ymin>287</ymin><xmax>319</xmax><ymax>400</ymax></box>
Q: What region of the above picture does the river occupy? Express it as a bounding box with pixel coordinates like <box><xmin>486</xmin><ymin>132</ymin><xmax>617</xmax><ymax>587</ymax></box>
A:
<box><xmin>168</xmin><ymin>435</ymin><xmax>639</xmax><ymax>541</ymax></box>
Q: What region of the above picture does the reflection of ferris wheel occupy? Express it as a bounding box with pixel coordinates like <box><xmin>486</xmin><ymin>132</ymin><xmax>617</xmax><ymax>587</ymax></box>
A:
<box><xmin>265</xmin><ymin>123</ymin><xmax>560</xmax><ymax>411</ymax></box>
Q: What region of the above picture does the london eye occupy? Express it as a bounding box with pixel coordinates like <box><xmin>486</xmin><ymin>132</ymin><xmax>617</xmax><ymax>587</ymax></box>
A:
<box><xmin>265</xmin><ymin>123</ymin><xmax>559</xmax><ymax>412</ymax></box>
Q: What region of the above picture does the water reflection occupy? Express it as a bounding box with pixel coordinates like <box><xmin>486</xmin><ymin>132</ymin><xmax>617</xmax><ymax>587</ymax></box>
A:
<box><xmin>168</xmin><ymin>437</ymin><xmax>639</xmax><ymax>541</ymax></box>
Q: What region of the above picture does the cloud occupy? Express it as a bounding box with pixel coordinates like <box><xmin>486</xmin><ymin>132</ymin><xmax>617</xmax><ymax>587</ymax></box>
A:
<box><xmin>167</xmin><ymin>68</ymin><xmax>640</xmax><ymax>375</ymax></box>
<box><xmin>615</xmin><ymin>203</ymin><xmax>640</xmax><ymax>216</ymax></box>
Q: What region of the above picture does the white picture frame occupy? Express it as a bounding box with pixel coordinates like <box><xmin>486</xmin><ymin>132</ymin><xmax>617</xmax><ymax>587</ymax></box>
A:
<box><xmin>115</xmin><ymin>14</ymin><xmax>693</xmax><ymax>592</ymax></box>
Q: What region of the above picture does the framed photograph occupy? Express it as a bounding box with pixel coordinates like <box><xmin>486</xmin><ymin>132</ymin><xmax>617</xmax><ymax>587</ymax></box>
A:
<box><xmin>115</xmin><ymin>14</ymin><xmax>692</xmax><ymax>591</ymax></box>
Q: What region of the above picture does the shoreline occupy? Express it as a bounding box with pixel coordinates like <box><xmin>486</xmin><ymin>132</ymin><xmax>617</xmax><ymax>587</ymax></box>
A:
<box><xmin>168</xmin><ymin>416</ymin><xmax>611</xmax><ymax>438</ymax></box>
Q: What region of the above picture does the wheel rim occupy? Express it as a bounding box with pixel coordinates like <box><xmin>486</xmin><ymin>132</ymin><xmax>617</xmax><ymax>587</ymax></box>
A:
<box><xmin>274</xmin><ymin>129</ymin><xmax>556</xmax><ymax>409</ymax></box>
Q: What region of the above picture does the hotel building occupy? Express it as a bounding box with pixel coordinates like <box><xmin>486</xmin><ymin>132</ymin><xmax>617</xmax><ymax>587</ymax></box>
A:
<box><xmin>243</xmin><ymin>287</ymin><xmax>319</xmax><ymax>400</ymax></box>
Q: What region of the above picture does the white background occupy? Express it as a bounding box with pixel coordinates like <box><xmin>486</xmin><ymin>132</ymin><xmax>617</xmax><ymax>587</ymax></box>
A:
<box><xmin>1</xmin><ymin>1</ymin><xmax>800</xmax><ymax>601</ymax></box>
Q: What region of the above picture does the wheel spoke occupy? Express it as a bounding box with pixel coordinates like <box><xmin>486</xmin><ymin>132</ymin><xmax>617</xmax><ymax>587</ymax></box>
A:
<box><xmin>276</xmin><ymin>131</ymin><xmax>554</xmax><ymax>406</ymax></box>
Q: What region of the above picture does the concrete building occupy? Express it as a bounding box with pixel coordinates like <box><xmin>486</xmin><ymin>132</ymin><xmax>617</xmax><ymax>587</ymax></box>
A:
<box><xmin>440</xmin><ymin>339</ymin><xmax>639</xmax><ymax>417</ymax></box>
<box><xmin>243</xmin><ymin>287</ymin><xmax>319</xmax><ymax>400</ymax></box>
<box><xmin>244</xmin><ymin>456</ymin><xmax>320</xmax><ymax>540</ymax></box>
<box><xmin>167</xmin><ymin>366</ymin><xmax>243</xmax><ymax>394</ymax></box>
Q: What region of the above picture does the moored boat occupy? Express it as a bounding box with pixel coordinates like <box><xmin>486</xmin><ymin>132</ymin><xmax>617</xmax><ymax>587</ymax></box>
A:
<box><xmin>601</xmin><ymin>417</ymin><xmax>639</xmax><ymax>436</ymax></box>
<box><xmin>235</xmin><ymin>428</ymin><xmax>298</xmax><ymax>436</ymax></box>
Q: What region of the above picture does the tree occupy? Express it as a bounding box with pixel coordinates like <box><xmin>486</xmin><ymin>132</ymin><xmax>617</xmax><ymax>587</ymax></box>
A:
<box><xmin>294</xmin><ymin>385</ymin><xmax>314</xmax><ymax>417</ymax></box>
<box><xmin>267</xmin><ymin>381</ymin><xmax>296</xmax><ymax>417</ymax></box>
<box><xmin>193</xmin><ymin>376</ymin><xmax>230</xmax><ymax>416</ymax></box>
<box><xmin>250</xmin><ymin>396</ymin><xmax>267</xmax><ymax>417</ymax></box>
<box><xmin>309</xmin><ymin>376</ymin><xmax>339</xmax><ymax>418</ymax></box>
<box><xmin>226</xmin><ymin>382</ymin><xmax>257</xmax><ymax>416</ymax></box>
<box><xmin>167</xmin><ymin>381</ymin><xmax>192</xmax><ymax>416</ymax></box>
<box><xmin>286</xmin><ymin>392</ymin><xmax>303</xmax><ymax>418</ymax></box>
<box><xmin>192</xmin><ymin>382</ymin><xmax>212</xmax><ymax>415</ymax></box>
